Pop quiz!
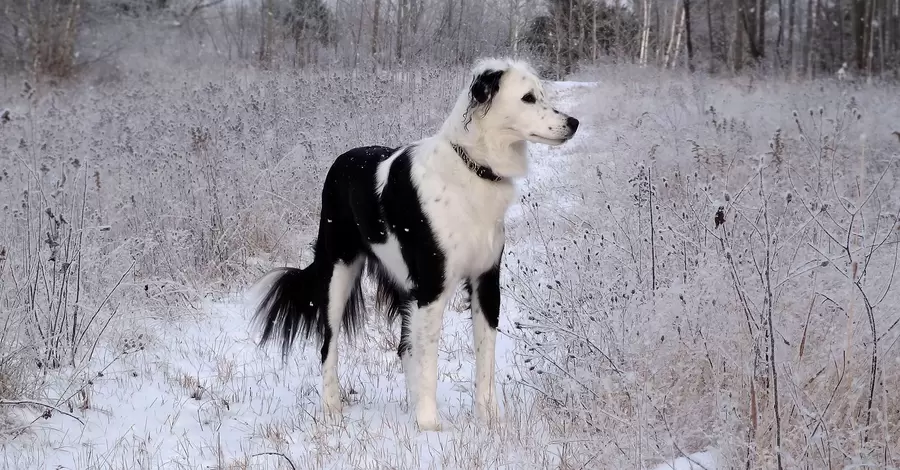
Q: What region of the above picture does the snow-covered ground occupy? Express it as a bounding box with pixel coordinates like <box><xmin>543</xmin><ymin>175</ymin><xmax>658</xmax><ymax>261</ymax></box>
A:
<box><xmin>650</xmin><ymin>450</ymin><xmax>719</xmax><ymax>470</ymax></box>
<box><xmin>3</xmin><ymin>81</ymin><xmax>714</xmax><ymax>470</ymax></box>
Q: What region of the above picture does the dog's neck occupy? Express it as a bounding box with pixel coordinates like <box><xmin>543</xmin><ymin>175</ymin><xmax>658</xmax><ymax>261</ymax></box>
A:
<box><xmin>438</xmin><ymin>104</ymin><xmax>529</xmax><ymax>179</ymax></box>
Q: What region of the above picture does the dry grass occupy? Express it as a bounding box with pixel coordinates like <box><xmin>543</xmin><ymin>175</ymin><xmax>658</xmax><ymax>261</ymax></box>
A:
<box><xmin>507</xmin><ymin>65</ymin><xmax>900</xmax><ymax>468</ymax></box>
<box><xmin>0</xmin><ymin>23</ymin><xmax>898</xmax><ymax>470</ymax></box>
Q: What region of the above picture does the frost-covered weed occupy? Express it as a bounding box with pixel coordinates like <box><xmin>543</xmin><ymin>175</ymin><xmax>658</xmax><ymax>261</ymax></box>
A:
<box><xmin>0</xmin><ymin>63</ymin><xmax>462</xmax><ymax>426</ymax></box>
<box><xmin>509</xmin><ymin>66</ymin><xmax>900</xmax><ymax>468</ymax></box>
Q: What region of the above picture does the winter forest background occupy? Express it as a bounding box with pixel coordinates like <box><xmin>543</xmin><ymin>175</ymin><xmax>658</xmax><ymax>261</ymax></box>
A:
<box><xmin>2</xmin><ymin>0</ymin><xmax>900</xmax><ymax>79</ymax></box>
<box><xmin>1</xmin><ymin>0</ymin><xmax>899</xmax><ymax>469</ymax></box>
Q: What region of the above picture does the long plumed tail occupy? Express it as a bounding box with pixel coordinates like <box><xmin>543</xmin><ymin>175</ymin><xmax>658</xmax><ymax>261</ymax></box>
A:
<box><xmin>251</xmin><ymin>264</ymin><xmax>323</xmax><ymax>361</ymax></box>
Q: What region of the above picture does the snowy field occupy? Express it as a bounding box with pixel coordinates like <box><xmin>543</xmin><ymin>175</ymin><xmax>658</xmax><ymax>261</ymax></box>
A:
<box><xmin>2</xmin><ymin>62</ymin><xmax>899</xmax><ymax>470</ymax></box>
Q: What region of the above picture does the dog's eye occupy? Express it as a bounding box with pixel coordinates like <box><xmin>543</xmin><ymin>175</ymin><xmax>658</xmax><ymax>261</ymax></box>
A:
<box><xmin>521</xmin><ymin>93</ymin><xmax>536</xmax><ymax>104</ymax></box>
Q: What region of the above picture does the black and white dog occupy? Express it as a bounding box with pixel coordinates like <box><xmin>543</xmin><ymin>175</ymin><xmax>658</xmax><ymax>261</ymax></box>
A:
<box><xmin>251</xmin><ymin>58</ymin><xmax>579</xmax><ymax>431</ymax></box>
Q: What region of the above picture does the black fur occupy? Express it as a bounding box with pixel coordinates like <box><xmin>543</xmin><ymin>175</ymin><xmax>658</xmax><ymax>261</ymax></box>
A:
<box><xmin>252</xmin><ymin>144</ymin><xmax>450</xmax><ymax>364</ymax></box>
<box><xmin>470</xmin><ymin>69</ymin><xmax>504</xmax><ymax>105</ymax></box>
<box><xmin>253</xmin><ymin>266</ymin><xmax>324</xmax><ymax>362</ymax></box>
<box><xmin>473</xmin><ymin>257</ymin><xmax>502</xmax><ymax>329</ymax></box>
<box><xmin>465</xmin><ymin>69</ymin><xmax>504</xmax><ymax>129</ymax></box>
<box><xmin>379</xmin><ymin>148</ymin><xmax>447</xmax><ymax>308</ymax></box>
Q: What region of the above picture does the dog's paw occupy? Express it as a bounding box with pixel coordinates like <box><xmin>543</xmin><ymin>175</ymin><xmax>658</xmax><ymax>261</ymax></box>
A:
<box><xmin>417</xmin><ymin>416</ymin><xmax>443</xmax><ymax>432</ymax></box>
<box><xmin>322</xmin><ymin>405</ymin><xmax>344</xmax><ymax>426</ymax></box>
<box><xmin>322</xmin><ymin>393</ymin><xmax>344</xmax><ymax>423</ymax></box>
<box><xmin>416</xmin><ymin>407</ymin><xmax>443</xmax><ymax>432</ymax></box>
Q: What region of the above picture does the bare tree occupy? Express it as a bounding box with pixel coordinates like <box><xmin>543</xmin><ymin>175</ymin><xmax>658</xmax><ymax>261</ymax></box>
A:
<box><xmin>684</xmin><ymin>0</ymin><xmax>695</xmax><ymax>71</ymax></box>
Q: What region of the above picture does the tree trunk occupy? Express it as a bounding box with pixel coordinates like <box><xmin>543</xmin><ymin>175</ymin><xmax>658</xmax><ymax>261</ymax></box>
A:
<box><xmin>456</xmin><ymin>0</ymin><xmax>465</xmax><ymax>62</ymax></box>
<box><xmin>395</xmin><ymin>0</ymin><xmax>403</xmax><ymax>62</ymax></box>
<box><xmin>640</xmin><ymin>0</ymin><xmax>652</xmax><ymax>64</ymax></box>
<box><xmin>881</xmin><ymin>0</ymin><xmax>888</xmax><ymax>73</ymax></box>
<box><xmin>664</xmin><ymin>0</ymin><xmax>682</xmax><ymax>67</ymax></box>
<box><xmin>891</xmin><ymin>0</ymin><xmax>900</xmax><ymax>68</ymax></box>
<box><xmin>776</xmin><ymin>0</ymin><xmax>784</xmax><ymax>68</ymax></box>
<box><xmin>372</xmin><ymin>0</ymin><xmax>381</xmax><ymax>72</ymax></box>
<box><xmin>592</xmin><ymin>1</ymin><xmax>598</xmax><ymax>60</ymax></box>
<box><xmin>807</xmin><ymin>0</ymin><xmax>820</xmax><ymax>78</ymax></box>
<box><xmin>706</xmin><ymin>0</ymin><xmax>716</xmax><ymax>70</ymax></box>
<box><xmin>655</xmin><ymin>0</ymin><xmax>663</xmax><ymax>64</ymax></box>
<box><xmin>566</xmin><ymin>0</ymin><xmax>574</xmax><ymax>74</ymax></box>
<box><xmin>838</xmin><ymin>0</ymin><xmax>845</xmax><ymax>66</ymax></box>
<box><xmin>866</xmin><ymin>0</ymin><xmax>876</xmax><ymax>78</ymax></box>
<box><xmin>788</xmin><ymin>0</ymin><xmax>795</xmax><ymax>74</ymax></box>
<box><xmin>671</xmin><ymin>5</ymin><xmax>687</xmax><ymax>67</ymax></box>
<box><xmin>758</xmin><ymin>0</ymin><xmax>767</xmax><ymax>58</ymax></box>
<box><xmin>854</xmin><ymin>0</ymin><xmax>866</xmax><ymax>69</ymax></box>
<box><xmin>740</xmin><ymin>0</ymin><xmax>763</xmax><ymax>60</ymax></box>
<box><xmin>733</xmin><ymin>0</ymin><xmax>745</xmax><ymax>72</ymax></box>
<box><xmin>258</xmin><ymin>0</ymin><xmax>274</xmax><ymax>66</ymax></box>
<box><xmin>685</xmin><ymin>0</ymin><xmax>695</xmax><ymax>71</ymax></box>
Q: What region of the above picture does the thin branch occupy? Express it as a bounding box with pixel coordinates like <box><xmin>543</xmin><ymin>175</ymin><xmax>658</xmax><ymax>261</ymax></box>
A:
<box><xmin>250</xmin><ymin>452</ymin><xmax>297</xmax><ymax>470</ymax></box>
<box><xmin>0</xmin><ymin>399</ymin><xmax>84</xmax><ymax>425</ymax></box>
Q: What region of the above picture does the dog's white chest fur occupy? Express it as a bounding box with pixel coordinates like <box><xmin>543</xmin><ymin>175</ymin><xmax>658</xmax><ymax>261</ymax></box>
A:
<box><xmin>412</xmin><ymin>141</ymin><xmax>515</xmax><ymax>281</ymax></box>
<box><xmin>372</xmin><ymin>140</ymin><xmax>516</xmax><ymax>288</ymax></box>
<box><xmin>413</xmin><ymin>144</ymin><xmax>515</xmax><ymax>280</ymax></box>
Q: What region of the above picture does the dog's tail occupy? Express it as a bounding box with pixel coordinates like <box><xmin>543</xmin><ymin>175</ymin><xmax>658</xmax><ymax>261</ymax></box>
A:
<box><xmin>250</xmin><ymin>263</ymin><xmax>326</xmax><ymax>361</ymax></box>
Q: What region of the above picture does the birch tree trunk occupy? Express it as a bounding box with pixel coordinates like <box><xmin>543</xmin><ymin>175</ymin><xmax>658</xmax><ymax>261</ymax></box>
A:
<box><xmin>671</xmin><ymin>6</ymin><xmax>687</xmax><ymax>67</ymax></box>
<box><xmin>664</xmin><ymin>0</ymin><xmax>683</xmax><ymax>68</ymax></box>
<box><xmin>640</xmin><ymin>0</ymin><xmax>652</xmax><ymax>65</ymax></box>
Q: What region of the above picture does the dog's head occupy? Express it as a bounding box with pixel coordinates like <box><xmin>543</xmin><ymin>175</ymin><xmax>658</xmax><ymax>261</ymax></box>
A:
<box><xmin>465</xmin><ymin>59</ymin><xmax>579</xmax><ymax>146</ymax></box>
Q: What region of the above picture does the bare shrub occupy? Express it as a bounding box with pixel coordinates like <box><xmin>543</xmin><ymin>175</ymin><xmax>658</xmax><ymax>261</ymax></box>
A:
<box><xmin>0</xmin><ymin>62</ymin><xmax>464</xmax><ymax>430</ymax></box>
<box><xmin>509</xmin><ymin>68</ymin><xmax>900</xmax><ymax>468</ymax></box>
<box><xmin>0</xmin><ymin>0</ymin><xmax>83</xmax><ymax>79</ymax></box>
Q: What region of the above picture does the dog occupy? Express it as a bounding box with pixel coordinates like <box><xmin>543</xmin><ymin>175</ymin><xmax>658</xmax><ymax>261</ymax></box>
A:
<box><xmin>250</xmin><ymin>58</ymin><xmax>579</xmax><ymax>431</ymax></box>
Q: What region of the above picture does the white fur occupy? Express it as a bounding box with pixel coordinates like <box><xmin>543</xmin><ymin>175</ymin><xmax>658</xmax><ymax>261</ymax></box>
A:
<box><xmin>322</xmin><ymin>257</ymin><xmax>364</xmax><ymax>417</ymax></box>
<box><xmin>472</xmin><ymin>279</ymin><xmax>500</xmax><ymax>423</ymax></box>
<box><xmin>410</xmin><ymin>294</ymin><xmax>450</xmax><ymax>431</ymax></box>
<box><xmin>287</xmin><ymin>58</ymin><xmax>577</xmax><ymax>432</ymax></box>
<box><xmin>383</xmin><ymin>58</ymin><xmax>575</xmax><ymax>430</ymax></box>
<box><xmin>370</xmin><ymin>234</ymin><xmax>413</xmax><ymax>290</ymax></box>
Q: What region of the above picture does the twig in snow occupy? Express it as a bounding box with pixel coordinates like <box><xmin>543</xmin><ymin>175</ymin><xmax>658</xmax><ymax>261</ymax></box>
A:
<box><xmin>0</xmin><ymin>399</ymin><xmax>84</xmax><ymax>425</ymax></box>
<box><xmin>251</xmin><ymin>452</ymin><xmax>297</xmax><ymax>470</ymax></box>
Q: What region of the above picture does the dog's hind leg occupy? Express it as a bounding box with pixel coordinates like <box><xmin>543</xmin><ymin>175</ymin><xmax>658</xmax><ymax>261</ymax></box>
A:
<box><xmin>320</xmin><ymin>255</ymin><xmax>365</xmax><ymax>417</ymax></box>
<box><xmin>397</xmin><ymin>301</ymin><xmax>416</xmax><ymax>409</ymax></box>
<box><xmin>470</xmin><ymin>262</ymin><xmax>502</xmax><ymax>426</ymax></box>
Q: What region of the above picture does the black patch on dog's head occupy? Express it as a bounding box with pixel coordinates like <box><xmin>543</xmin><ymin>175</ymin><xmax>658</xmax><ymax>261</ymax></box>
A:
<box><xmin>471</xmin><ymin>69</ymin><xmax>503</xmax><ymax>105</ymax></box>
<box><xmin>465</xmin><ymin>69</ymin><xmax>504</xmax><ymax>129</ymax></box>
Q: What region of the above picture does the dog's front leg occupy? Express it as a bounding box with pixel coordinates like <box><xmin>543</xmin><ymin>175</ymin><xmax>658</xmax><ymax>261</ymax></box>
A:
<box><xmin>471</xmin><ymin>264</ymin><xmax>501</xmax><ymax>425</ymax></box>
<box><xmin>411</xmin><ymin>294</ymin><xmax>449</xmax><ymax>431</ymax></box>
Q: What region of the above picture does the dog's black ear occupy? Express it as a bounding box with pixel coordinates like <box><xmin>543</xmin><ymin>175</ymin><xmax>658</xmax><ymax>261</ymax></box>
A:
<box><xmin>470</xmin><ymin>69</ymin><xmax>504</xmax><ymax>106</ymax></box>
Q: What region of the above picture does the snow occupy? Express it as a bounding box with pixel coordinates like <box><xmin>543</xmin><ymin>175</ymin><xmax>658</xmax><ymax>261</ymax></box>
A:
<box><xmin>651</xmin><ymin>450</ymin><xmax>720</xmax><ymax>470</ymax></box>
<box><xmin>2</xmin><ymin>81</ymin><xmax>694</xmax><ymax>469</ymax></box>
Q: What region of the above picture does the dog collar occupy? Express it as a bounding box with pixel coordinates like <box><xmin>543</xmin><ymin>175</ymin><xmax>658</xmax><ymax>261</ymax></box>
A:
<box><xmin>451</xmin><ymin>143</ymin><xmax>505</xmax><ymax>182</ymax></box>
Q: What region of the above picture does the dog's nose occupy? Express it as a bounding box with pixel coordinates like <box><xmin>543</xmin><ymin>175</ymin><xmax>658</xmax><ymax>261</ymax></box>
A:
<box><xmin>566</xmin><ymin>117</ymin><xmax>580</xmax><ymax>133</ymax></box>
